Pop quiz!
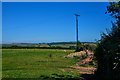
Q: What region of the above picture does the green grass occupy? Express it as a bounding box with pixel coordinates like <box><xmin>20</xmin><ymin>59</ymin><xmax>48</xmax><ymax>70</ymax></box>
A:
<box><xmin>2</xmin><ymin>49</ymin><xmax>81</xmax><ymax>79</ymax></box>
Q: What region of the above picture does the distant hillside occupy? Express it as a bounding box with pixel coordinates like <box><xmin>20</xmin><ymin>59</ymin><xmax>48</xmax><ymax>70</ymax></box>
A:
<box><xmin>1</xmin><ymin>42</ymin><xmax>96</xmax><ymax>49</ymax></box>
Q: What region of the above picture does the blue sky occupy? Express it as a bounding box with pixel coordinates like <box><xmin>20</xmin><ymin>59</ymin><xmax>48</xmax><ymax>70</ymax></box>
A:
<box><xmin>2</xmin><ymin>2</ymin><xmax>113</xmax><ymax>43</ymax></box>
<box><xmin>2</xmin><ymin>0</ymin><xmax>109</xmax><ymax>2</ymax></box>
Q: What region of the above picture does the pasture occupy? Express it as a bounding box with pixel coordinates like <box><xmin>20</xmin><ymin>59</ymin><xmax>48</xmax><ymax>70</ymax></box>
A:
<box><xmin>2</xmin><ymin>49</ymin><xmax>81</xmax><ymax>79</ymax></box>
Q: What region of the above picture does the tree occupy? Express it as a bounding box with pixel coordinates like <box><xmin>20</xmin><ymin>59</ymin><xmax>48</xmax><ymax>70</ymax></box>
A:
<box><xmin>106</xmin><ymin>2</ymin><xmax>120</xmax><ymax>26</ymax></box>
<box><xmin>94</xmin><ymin>1</ymin><xmax>120</xmax><ymax>80</ymax></box>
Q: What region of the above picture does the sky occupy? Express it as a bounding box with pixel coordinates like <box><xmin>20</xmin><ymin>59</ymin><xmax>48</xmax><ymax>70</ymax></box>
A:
<box><xmin>2</xmin><ymin>2</ymin><xmax>113</xmax><ymax>43</ymax></box>
<box><xmin>2</xmin><ymin>0</ymin><xmax>110</xmax><ymax>2</ymax></box>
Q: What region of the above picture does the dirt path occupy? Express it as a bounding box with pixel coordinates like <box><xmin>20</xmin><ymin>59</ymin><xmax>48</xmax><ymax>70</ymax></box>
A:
<box><xmin>60</xmin><ymin>50</ymin><xmax>96</xmax><ymax>74</ymax></box>
<box><xmin>70</xmin><ymin>66</ymin><xmax>96</xmax><ymax>74</ymax></box>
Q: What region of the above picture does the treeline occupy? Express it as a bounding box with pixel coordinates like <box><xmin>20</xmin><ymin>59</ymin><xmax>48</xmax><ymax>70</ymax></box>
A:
<box><xmin>47</xmin><ymin>42</ymin><xmax>76</xmax><ymax>45</ymax></box>
<box><xmin>2</xmin><ymin>46</ymin><xmax>72</xmax><ymax>49</ymax></box>
<box><xmin>46</xmin><ymin>42</ymin><xmax>96</xmax><ymax>45</ymax></box>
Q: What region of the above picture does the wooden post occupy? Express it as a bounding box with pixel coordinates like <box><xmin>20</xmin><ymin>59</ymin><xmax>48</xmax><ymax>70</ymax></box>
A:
<box><xmin>75</xmin><ymin>14</ymin><xmax>80</xmax><ymax>51</ymax></box>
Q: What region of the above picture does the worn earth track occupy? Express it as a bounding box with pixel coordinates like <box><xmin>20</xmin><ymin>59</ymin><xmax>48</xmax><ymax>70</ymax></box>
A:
<box><xmin>60</xmin><ymin>50</ymin><xmax>96</xmax><ymax>74</ymax></box>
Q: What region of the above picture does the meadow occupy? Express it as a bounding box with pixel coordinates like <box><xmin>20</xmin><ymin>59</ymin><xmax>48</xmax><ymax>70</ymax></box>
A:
<box><xmin>2</xmin><ymin>49</ymin><xmax>82</xmax><ymax>79</ymax></box>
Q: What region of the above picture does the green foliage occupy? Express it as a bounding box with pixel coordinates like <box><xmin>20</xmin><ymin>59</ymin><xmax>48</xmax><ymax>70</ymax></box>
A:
<box><xmin>73</xmin><ymin>56</ymin><xmax>82</xmax><ymax>60</ymax></box>
<box><xmin>75</xmin><ymin>41</ymin><xmax>83</xmax><ymax>52</ymax></box>
<box><xmin>83</xmin><ymin>44</ymin><xmax>96</xmax><ymax>52</ymax></box>
<box><xmin>94</xmin><ymin>1</ymin><xmax>120</xmax><ymax>79</ymax></box>
<box><xmin>75</xmin><ymin>41</ymin><xmax>97</xmax><ymax>52</ymax></box>
<box><xmin>106</xmin><ymin>1</ymin><xmax>120</xmax><ymax>26</ymax></box>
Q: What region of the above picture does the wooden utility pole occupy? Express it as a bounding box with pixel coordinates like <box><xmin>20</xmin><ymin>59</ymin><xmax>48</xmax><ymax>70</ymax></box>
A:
<box><xmin>75</xmin><ymin>14</ymin><xmax>80</xmax><ymax>51</ymax></box>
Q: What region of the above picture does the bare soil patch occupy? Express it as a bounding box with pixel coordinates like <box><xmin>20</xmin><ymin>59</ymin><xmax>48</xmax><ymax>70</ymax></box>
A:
<box><xmin>60</xmin><ymin>50</ymin><xmax>96</xmax><ymax>74</ymax></box>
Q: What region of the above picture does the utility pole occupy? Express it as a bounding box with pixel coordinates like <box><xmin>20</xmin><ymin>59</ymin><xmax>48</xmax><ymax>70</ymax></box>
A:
<box><xmin>75</xmin><ymin>14</ymin><xmax>80</xmax><ymax>51</ymax></box>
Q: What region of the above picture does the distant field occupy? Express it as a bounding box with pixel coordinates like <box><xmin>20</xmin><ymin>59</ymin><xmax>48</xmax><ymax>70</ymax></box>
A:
<box><xmin>2</xmin><ymin>49</ymin><xmax>81</xmax><ymax>79</ymax></box>
<box><xmin>1</xmin><ymin>42</ymin><xmax>96</xmax><ymax>49</ymax></box>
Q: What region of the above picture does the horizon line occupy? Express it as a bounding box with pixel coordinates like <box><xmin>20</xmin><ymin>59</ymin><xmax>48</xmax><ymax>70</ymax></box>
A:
<box><xmin>1</xmin><ymin>41</ymin><xmax>96</xmax><ymax>44</ymax></box>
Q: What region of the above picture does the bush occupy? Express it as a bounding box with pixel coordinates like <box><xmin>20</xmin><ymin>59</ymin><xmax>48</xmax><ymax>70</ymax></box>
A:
<box><xmin>94</xmin><ymin>4</ymin><xmax>120</xmax><ymax>79</ymax></box>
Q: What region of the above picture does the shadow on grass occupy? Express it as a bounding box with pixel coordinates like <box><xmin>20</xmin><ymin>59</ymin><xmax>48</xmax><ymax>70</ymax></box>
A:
<box><xmin>80</xmin><ymin>74</ymin><xmax>119</xmax><ymax>80</ymax></box>
<box><xmin>2</xmin><ymin>74</ymin><xmax>105</xmax><ymax>80</ymax></box>
<box><xmin>80</xmin><ymin>74</ymin><xmax>94</xmax><ymax>80</ymax></box>
<box><xmin>2</xmin><ymin>74</ymin><xmax>83</xmax><ymax>80</ymax></box>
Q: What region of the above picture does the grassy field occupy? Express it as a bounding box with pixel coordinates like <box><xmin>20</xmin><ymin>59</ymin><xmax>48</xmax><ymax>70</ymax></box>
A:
<box><xmin>2</xmin><ymin>49</ymin><xmax>81</xmax><ymax>79</ymax></box>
